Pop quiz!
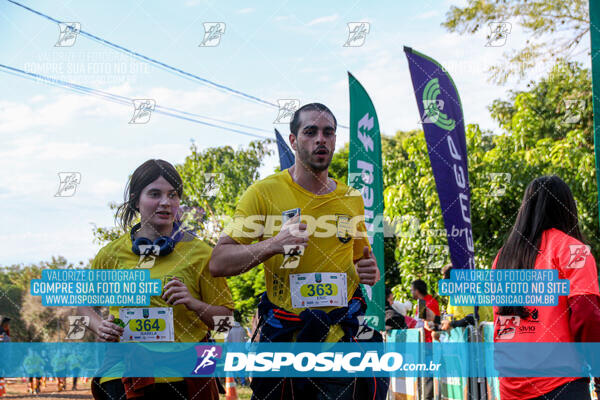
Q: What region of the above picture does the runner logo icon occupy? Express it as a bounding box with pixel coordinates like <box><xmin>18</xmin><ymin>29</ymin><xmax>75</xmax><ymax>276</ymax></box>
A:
<box><xmin>193</xmin><ymin>345</ymin><xmax>222</xmax><ymax>375</ymax></box>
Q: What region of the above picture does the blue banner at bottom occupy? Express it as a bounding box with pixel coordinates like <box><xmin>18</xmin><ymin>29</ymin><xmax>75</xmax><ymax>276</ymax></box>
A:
<box><xmin>1</xmin><ymin>342</ymin><xmax>600</xmax><ymax>378</ymax></box>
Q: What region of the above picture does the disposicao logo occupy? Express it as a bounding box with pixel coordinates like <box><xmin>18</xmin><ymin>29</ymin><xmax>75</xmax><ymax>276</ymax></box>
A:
<box><xmin>223</xmin><ymin>351</ymin><xmax>440</xmax><ymax>373</ymax></box>
<box><xmin>192</xmin><ymin>345</ymin><xmax>222</xmax><ymax>375</ymax></box>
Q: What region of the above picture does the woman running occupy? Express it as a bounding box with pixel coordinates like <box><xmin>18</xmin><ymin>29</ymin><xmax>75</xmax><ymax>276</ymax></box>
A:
<box><xmin>78</xmin><ymin>159</ymin><xmax>234</xmax><ymax>400</ymax></box>
<box><xmin>493</xmin><ymin>175</ymin><xmax>600</xmax><ymax>400</ymax></box>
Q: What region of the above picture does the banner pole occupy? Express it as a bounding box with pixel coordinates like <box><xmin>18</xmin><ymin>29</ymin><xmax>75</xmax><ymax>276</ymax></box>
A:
<box><xmin>590</xmin><ymin>0</ymin><xmax>600</xmax><ymax>229</ymax></box>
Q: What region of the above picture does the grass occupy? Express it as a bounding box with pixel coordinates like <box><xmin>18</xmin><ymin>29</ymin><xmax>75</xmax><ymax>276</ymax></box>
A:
<box><xmin>219</xmin><ymin>384</ymin><xmax>252</xmax><ymax>399</ymax></box>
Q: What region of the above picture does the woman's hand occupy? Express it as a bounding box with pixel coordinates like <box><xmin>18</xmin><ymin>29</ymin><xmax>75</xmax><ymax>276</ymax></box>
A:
<box><xmin>162</xmin><ymin>278</ymin><xmax>199</xmax><ymax>311</ymax></box>
<box><xmin>97</xmin><ymin>314</ymin><xmax>124</xmax><ymax>342</ymax></box>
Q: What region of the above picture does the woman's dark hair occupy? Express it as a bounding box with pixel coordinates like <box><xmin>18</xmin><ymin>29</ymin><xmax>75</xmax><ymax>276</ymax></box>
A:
<box><xmin>116</xmin><ymin>159</ymin><xmax>183</xmax><ymax>230</ymax></box>
<box><xmin>497</xmin><ymin>175</ymin><xmax>584</xmax><ymax>318</ymax></box>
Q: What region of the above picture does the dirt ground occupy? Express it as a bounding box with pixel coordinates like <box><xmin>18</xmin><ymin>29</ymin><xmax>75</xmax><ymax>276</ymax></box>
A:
<box><xmin>1</xmin><ymin>379</ymin><xmax>92</xmax><ymax>399</ymax></box>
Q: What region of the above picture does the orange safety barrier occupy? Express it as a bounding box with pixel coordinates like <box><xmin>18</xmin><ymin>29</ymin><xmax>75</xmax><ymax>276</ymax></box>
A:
<box><xmin>225</xmin><ymin>376</ymin><xmax>238</xmax><ymax>400</ymax></box>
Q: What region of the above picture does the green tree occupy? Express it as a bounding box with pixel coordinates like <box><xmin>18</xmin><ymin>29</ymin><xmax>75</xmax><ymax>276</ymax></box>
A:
<box><xmin>488</xmin><ymin>60</ymin><xmax>593</xmax><ymax>143</ymax></box>
<box><xmin>176</xmin><ymin>139</ymin><xmax>272</xmax><ymax>245</ymax></box>
<box><xmin>91</xmin><ymin>140</ymin><xmax>273</xmax><ymax>322</ymax></box>
<box><xmin>443</xmin><ymin>0</ymin><xmax>590</xmax><ymax>83</ymax></box>
<box><xmin>384</xmin><ymin>62</ymin><xmax>596</xmax><ymax>306</ymax></box>
<box><xmin>0</xmin><ymin>257</ymin><xmax>92</xmax><ymax>342</ymax></box>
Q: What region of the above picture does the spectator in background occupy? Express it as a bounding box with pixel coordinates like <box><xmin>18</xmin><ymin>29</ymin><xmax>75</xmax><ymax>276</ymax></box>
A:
<box><xmin>440</xmin><ymin>265</ymin><xmax>493</xmax><ymax>332</ymax></box>
<box><xmin>385</xmin><ymin>288</ymin><xmax>407</xmax><ymax>331</ymax></box>
<box><xmin>226</xmin><ymin>311</ymin><xmax>248</xmax><ymax>344</ymax></box>
<box><xmin>385</xmin><ymin>289</ymin><xmax>419</xmax><ymax>328</ymax></box>
<box><xmin>68</xmin><ymin>350</ymin><xmax>82</xmax><ymax>390</ymax></box>
<box><xmin>226</xmin><ymin>311</ymin><xmax>249</xmax><ymax>386</ymax></box>
<box><xmin>0</xmin><ymin>318</ymin><xmax>9</xmax><ymax>398</ymax></box>
<box><xmin>411</xmin><ymin>280</ymin><xmax>439</xmax><ymax>400</ymax></box>
<box><xmin>0</xmin><ymin>318</ymin><xmax>10</xmax><ymax>342</ymax></box>
<box><xmin>52</xmin><ymin>349</ymin><xmax>67</xmax><ymax>392</ymax></box>
<box><xmin>24</xmin><ymin>348</ymin><xmax>43</xmax><ymax>394</ymax></box>
<box><xmin>411</xmin><ymin>279</ymin><xmax>440</xmax><ymax>342</ymax></box>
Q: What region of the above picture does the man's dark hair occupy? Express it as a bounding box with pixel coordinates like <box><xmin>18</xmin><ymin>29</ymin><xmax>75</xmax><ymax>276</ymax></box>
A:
<box><xmin>411</xmin><ymin>279</ymin><xmax>428</xmax><ymax>296</ymax></box>
<box><xmin>233</xmin><ymin>309</ymin><xmax>243</xmax><ymax>323</ymax></box>
<box><xmin>290</xmin><ymin>103</ymin><xmax>337</xmax><ymax>136</ymax></box>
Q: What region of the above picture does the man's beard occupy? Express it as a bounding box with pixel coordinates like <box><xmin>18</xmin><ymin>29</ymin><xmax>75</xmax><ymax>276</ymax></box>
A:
<box><xmin>297</xmin><ymin>145</ymin><xmax>332</xmax><ymax>173</ymax></box>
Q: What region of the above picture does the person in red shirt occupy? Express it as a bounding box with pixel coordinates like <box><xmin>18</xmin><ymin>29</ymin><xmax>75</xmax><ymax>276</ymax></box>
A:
<box><xmin>492</xmin><ymin>175</ymin><xmax>600</xmax><ymax>400</ymax></box>
<box><xmin>411</xmin><ymin>279</ymin><xmax>440</xmax><ymax>342</ymax></box>
<box><xmin>411</xmin><ymin>279</ymin><xmax>440</xmax><ymax>400</ymax></box>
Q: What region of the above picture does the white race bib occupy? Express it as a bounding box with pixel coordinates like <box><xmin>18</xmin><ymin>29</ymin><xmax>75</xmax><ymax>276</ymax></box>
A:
<box><xmin>290</xmin><ymin>272</ymin><xmax>348</xmax><ymax>308</ymax></box>
<box><xmin>119</xmin><ymin>307</ymin><xmax>174</xmax><ymax>342</ymax></box>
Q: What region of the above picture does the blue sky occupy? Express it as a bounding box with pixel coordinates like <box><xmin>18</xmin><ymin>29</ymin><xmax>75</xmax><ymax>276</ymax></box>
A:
<box><xmin>0</xmin><ymin>0</ymin><xmax>591</xmax><ymax>265</ymax></box>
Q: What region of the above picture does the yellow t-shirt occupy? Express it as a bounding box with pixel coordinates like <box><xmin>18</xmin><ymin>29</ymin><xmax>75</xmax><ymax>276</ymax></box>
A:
<box><xmin>223</xmin><ymin>169</ymin><xmax>371</xmax><ymax>342</ymax></box>
<box><xmin>447</xmin><ymin>303</ymin><xmax>493</xmax><ymax>322</ymax></box>
<box><xmin>92</xmin><ymin>230</ymin><xmax>234</xmax><ymax>383</ymax></box>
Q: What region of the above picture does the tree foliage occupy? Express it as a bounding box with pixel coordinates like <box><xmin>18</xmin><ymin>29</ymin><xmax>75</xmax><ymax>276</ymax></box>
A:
<box><xmin>0</xmin><ymin>257</ymin><xmax>96</xmax><ymax>342</ymax></box>
<box><xmin>175</xmin><ymin>140</ymin><xmax>272</xmax><ymax>245</ymax></box>
<box><xmin>383</xmin><ymin>61</ymin><xmax>597</xmax><ymax>305</ymax></box>
<box><xmin>443</xmin><ymin>0</ymin><xmax>590</xmax><ymax>83</ymax></box>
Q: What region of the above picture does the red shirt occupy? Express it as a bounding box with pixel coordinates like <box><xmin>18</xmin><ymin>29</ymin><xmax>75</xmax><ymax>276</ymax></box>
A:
<box><xmin>423</xmin><ymin>294</ymin><xmax>440</xmax><ymax>343</ymax></box>
<box><xmin>493</xmin><ymin>228</ymin><xmax>600</xmax><ymax>399</ymax></box>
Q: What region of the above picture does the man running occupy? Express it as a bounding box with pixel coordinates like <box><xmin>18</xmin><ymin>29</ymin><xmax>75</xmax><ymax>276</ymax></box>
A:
<box><xmin>210</xmin><ymin>103</ymin><xmax>382</xmax><ymax>399</ymax></box>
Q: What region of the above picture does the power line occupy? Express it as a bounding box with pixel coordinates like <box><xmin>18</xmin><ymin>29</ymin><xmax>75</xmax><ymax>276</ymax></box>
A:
<box><xmin>0</xmin><ymin>63</ymin><xmax>271</xmax><ymax>140</ymax></box>
<box><xmin>6</xmin><ymin>0</ymin><xmax>279</xmax><ymax>109</ymax></box>
<box><xmin>4</xmin><ymin>0</ymin><xmax>349</xmax><ymax>130</ymax></box>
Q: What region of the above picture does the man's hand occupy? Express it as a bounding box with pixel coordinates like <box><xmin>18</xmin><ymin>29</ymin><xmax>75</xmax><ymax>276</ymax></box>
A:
<box><xmin>271</xmin><ymin>215</ymin><xmax>309</xmax><ymax>254</ymax></box>
<box><xmin>355</xmin><ymin>246</ymin><xmax>380</xmax><ymax>286</ymax></box>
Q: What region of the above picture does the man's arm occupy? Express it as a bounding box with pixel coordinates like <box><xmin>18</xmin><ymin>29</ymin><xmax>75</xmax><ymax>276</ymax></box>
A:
<box><xmin>210</xmin><ymin>216</ymin><xmax>308</xmax><ymax>277</ymax></box>
<box><xmin>190</xmin><ymin>303</ymin><xmax>232</xmax><ymax>330</ymax></box>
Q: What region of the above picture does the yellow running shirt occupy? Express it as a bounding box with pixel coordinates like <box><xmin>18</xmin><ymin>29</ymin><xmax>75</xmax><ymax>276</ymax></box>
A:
<box><xmin>223</xmin><ymin>170</ymin><xmax>371</xmax><ymax>342</ymax></box>
<box><xmin>92</xmin><ymin>230</ymin><xmax>234</xmax><ymax>383</ymax></box>
<box><xmin>446</xmin><ymin>303</ymin><xmax>493</xmax><ymax>322</ymax></box>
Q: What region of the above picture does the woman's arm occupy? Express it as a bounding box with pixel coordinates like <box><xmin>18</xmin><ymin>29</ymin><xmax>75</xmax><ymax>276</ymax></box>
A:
<box><xmin>568</xmin><ymin>294</ymin><xmax>600</xmax><ymax>342</ymax></box>
<box><xmin>161</xmin><ymin>278</ymin><xmax>233</xmax><ymax>330</ymax></box>
<box><xmin>569</xmin><ymin>294</ymin><xmax>600</xmax><ymax>396</ymax></box>
<box><xmin>75</xmin><ymin>306</ymin><xmax>124</xmax><ymax>341</ymax></box>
